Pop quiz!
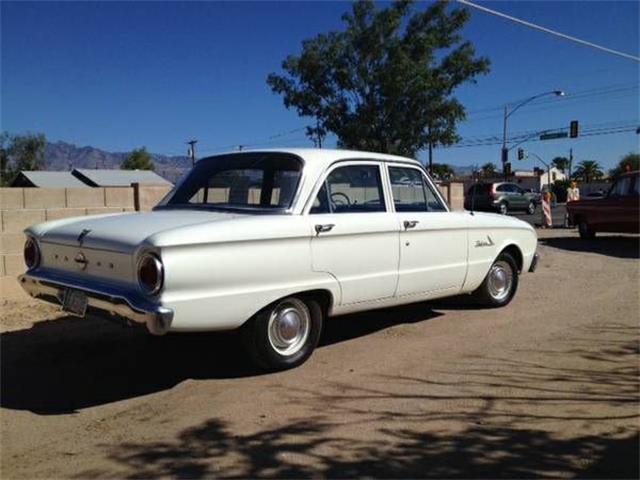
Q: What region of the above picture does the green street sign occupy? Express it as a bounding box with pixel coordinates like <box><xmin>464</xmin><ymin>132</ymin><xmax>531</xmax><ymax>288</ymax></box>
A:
<box><xmin>540</xmin><ymin>132</ymin><xmax>568</xmax><ymax>140</ymax></box>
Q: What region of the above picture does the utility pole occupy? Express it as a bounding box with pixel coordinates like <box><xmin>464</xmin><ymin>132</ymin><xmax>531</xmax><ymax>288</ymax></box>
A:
<box><xmin>569</xmin><ymin>148</ymin><xmax>573</xmax><ymax>179</ymax></box>
<box><xmin>316</xmin><ymin>118</ymin><xmax>322</xmax><ymax>149</ymax></box>
<box><xmin>427</xmin><ymin>124</ymin><xmax>434</xmax><ymax>175</ymax></box>
<box><xmin>186</xmin><ymin>139</ymin><xmax>198</xmax><ymax>167</ymax></box>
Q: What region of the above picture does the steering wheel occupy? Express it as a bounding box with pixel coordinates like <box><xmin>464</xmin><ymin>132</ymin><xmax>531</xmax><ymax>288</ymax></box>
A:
<box><xmin>330</xmin><ymin>192</ymin><xmax>351</xmax><ymax>209</ymax></box>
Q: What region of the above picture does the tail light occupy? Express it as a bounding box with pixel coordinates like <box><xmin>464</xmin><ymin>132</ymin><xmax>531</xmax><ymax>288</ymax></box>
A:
<box><xmin>137</xmin><ymin>253</ymin><xmax>164</xmax><ymax>295</ymax></box>
<box><xmin>24</xmin><ymin>237</ymin><xmax>41</xmax><ymax>270</ymax></box>
<box><xmin>489</xmin><ymin>184</ymin><xmax>497</xmax><ymax>198</ymax></box>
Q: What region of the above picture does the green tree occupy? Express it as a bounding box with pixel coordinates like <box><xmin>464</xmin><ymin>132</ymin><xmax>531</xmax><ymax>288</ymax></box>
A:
<box><xmin>0</xmin><ymin>132</ymin><xmax>46</xmax><ymax>186</ymax></box>
<box><xmin>121</xmin><ymin>147</ymin><xmax>154</xmax><ymax>170</ymax></box>
<box><xmin>431</xmin><ymin>163</ymin><xmax>455</xmax><ymax>180</ymax></box>
<box><xmin>481</xmin><ymin>162</ymin><xmax>497</xmax><ymax>178</ymax></box>
<box><xmin>609</xmin><ymin>152</ymin><xmax>639</xmax><ymax>179</ymax></box>
<box><xmin>551</xmin><ymin>156</ymin><xmax>569</xmax><ymax>172</ymax></box>
<box><xmin>267</xmin><ymin>0</ymin><xmax>490</xmax><ymax>157</ymax></box>
<box><xmin>573</xmin><ymin>160</ymin><xmax>604</xmax><ymax>183</ymax></box>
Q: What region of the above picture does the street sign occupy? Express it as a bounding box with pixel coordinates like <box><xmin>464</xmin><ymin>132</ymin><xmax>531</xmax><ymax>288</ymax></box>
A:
<box><xmin>540</xmin><ymin>132</ymin><xmax>568</xmax><ymax>140</ymax></box>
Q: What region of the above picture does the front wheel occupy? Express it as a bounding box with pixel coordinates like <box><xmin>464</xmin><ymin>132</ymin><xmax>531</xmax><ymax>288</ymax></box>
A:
<box><xmin>473</xmin><ymin>252</ymin><xmax>519</xmax><ymax>307</ymax></box>
<box><xmin>241</xmin><ymin>296</ymin><xmax>323</xmax><ymax>371</ymax></box>
<box><xmin>578</xmin><ymin>220</ymin><xmax>596</xmax><ymax>240</ymax></box>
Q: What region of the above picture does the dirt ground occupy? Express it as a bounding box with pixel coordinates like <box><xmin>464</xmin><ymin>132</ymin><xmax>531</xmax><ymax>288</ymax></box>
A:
<box><xmin>1</xmin><ymin>229</ymin><xmax>638</xmax><ymax>479</ymax></box>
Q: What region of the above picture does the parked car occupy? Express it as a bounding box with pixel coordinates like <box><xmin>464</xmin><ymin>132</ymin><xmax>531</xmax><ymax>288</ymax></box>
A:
<box><xmin>19</xmin><ymin>149</ymin><xmax>539</xmax><ymax>370</ymax></box>
<box><xmin>464</xmin><ymin>182</ymin><xmax>539</xmax><ymax>215</ymax></box>
<box><xmin>567</xmin><ymin>171</ymin><xmax>639</xmax><ymax>239</ymax></box>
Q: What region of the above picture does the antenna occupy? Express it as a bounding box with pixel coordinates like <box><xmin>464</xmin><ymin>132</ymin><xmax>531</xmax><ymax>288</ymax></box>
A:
<box><xmin>470</xmin><ymin>166</ymin><xmax>478</xmax><ymax>216</ymax></box>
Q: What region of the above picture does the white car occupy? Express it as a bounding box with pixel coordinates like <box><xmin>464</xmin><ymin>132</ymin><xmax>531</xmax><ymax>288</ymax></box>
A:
<box><xmin>20</xmin><ymin>149</ymin><xmax>538</xmax><ymax>370</ymax></box>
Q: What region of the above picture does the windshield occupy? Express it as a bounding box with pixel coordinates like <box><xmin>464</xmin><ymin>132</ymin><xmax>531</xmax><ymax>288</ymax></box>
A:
<box><xmin>156</xmin><ymin>152</ymin><xmax>303</xmax><ymax>212</ymax></box>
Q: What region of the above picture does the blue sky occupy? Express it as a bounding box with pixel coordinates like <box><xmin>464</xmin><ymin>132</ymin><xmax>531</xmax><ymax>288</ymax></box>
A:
<box><xmin>2</xmin><ymin>1</ymin><xmax>638</xmax><ymax>171</ymax></box>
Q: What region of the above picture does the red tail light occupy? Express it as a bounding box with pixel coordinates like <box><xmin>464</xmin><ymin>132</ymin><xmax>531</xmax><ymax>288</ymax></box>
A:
<box><xmin>489</xmin><ymin>184</ymin><xmax>497</xmax><ymax>197</ymax></box>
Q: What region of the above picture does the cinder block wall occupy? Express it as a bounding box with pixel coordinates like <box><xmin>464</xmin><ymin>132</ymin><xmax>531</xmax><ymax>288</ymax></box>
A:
<box><xmin>0</xmin><ymin>185</ymin><xmax>171</xmax><ymax>300</ymax></box>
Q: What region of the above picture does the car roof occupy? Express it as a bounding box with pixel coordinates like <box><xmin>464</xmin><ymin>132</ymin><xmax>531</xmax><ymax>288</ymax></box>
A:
<box><xmin>198</xmin><ymin>148</ymin><xmax>426</xmax><ymax>214</ymax></box>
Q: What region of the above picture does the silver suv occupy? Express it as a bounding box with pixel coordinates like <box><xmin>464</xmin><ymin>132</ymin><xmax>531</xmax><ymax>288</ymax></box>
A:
<box><xmin>464</xmin><ymin>182</ymin><xmax>538</xmax><ymax>215</ymax></box>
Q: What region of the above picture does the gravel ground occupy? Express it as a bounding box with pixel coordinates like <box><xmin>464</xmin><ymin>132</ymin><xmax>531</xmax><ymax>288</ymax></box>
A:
<box><xmin>1</xmin><ymin>229</ymin><xmax>638</xmax><ymax>478</ymax></box>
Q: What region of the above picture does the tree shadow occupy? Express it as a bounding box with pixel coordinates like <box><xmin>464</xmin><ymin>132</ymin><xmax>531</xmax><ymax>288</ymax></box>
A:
<box><xmin>539</xmin><ymin>235</ymin><xmax>640</xmax><ymax>259</ymax></box>
<box><xmin>79</xmin><ymin>323</ymin><xmax>639</xmax><ymax>478</ymax></box>
<box><xmin>1</xmin><ymin>302</ymin><xmax>443</xmax><ymax>414</ymax></box>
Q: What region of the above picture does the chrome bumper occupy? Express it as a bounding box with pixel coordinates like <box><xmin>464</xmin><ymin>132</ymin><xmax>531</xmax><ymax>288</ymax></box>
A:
<box><xmin>528</xmin><ymin>253</ymin><xmax>540</xmax><ymax>273</ymax></box>
<box><xmin>18</xmin><ymin>271</ymin><xmax>173</xmax><ymax>335</ymax></box>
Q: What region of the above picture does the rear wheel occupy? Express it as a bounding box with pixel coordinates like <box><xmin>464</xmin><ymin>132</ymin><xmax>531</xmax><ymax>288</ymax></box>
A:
<box><xmin>578</xmin><ymin>220</ymin><xmax>596</xmax><ymax>240</ymax></box>
<box><xmin>498</xmin><ymin>201</ymin><xmax>508</xmax><ymax>215</ymax></box>
<box><xmin>473</xmin><ymin>252</ymin><xmax>519</xmax><ymax>307</ymax></box>
<box><xmin>241</xmin><ymin>296</ymin><xmax>323</xmax><ymax>371</ymax></box>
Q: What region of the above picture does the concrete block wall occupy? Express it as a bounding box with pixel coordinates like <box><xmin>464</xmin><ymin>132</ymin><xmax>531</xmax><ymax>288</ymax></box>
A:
<box><xmin>0</xmin><ymin>186</ymin><xmax>143</xmax><ymax>300</ymax></box>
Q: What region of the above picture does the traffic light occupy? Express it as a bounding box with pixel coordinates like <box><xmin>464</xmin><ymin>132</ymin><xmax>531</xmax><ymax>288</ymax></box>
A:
<box><xmin>504</xmin><ymin>162</ymin><xmax>512</xmax><ymax>176</ymax></box>
<box><xmin>570</xmin><ymin>120</ymin><xmax>579</xmax><ymax>138</ymax></box>
<box><xmin>517</xmin><ymin>148</ymin><xmax>525</xmax><ymax>160</ymax></box>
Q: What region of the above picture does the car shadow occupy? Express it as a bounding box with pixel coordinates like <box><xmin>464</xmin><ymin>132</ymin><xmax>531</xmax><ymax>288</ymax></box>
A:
<box><xmin>540</xmin><ymin>235</ymin><xmax>640</xmax><ymax>259</ymax></box>
<box><xmin>1</xmin><ymin>302</ymin><xmax>444</xmax><ymax>415</ymax></box>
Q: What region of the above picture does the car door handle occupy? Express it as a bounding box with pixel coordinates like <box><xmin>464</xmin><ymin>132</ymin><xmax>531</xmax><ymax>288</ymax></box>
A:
<box><xmin>315</xmin><ymin>223</ymin><xmax>335</xmax><ymax>234</ymax></box>
<box><xmin>403</xmin><ymin>220</ymin><xmax>419</xmax><ymax>230</ymax></box>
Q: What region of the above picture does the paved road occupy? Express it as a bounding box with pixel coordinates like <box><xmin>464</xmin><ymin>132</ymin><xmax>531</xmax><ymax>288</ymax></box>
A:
<box><xmin>1</xmin><ymin>229</ymin><xmax>638</xmax><ymax>478</ymax></box>
<box><xmin>510</xmin><ymin>203</ymin><xmax>568</xmax><ymax>228</ymax></box>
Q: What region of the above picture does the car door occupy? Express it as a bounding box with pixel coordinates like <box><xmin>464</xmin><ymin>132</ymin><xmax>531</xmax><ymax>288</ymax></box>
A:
<box><xmin>307</xmin><ymin>162</ymin><xmax>399</xmax><ymax>305</ymax></box>
<box><xmin>388</xmin><ymin>164</ymin><xmax>468</xmax><ymax>297</ymax></box>
<box><xmin>603</xmin><ymin>174</ymin><xmax>638</xmax><ymax>233</ymax></box>
<box><xmin>511</xmin><ymin>184</ymin><xmax>528</xmax><ymax>209</ymax></box>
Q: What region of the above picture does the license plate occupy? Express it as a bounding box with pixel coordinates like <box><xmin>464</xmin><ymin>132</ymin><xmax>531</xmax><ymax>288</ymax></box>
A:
<box><xmin>63</xmin><ymin>289</ymin><xmax>88</xmax><ymax>317</ymax></box>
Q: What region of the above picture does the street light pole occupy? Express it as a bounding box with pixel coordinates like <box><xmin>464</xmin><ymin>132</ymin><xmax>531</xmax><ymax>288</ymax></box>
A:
<box><xmin>501</xmin><ymin>90</ymin><xmax>564</xmax><ymax>180</ymax></box>
<box><xmin>528</xmin><ymin>151</ymin><xmax>552</xmax><ymax>192</ymax></box>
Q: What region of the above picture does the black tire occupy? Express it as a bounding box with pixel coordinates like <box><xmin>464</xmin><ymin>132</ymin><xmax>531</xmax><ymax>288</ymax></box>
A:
<box><xmin>578</xmin><ymin>220</ymin><xmax>596</xmax><ymax>240</ymax></box>
<box><xmin>526</xmin><ymin>201</ymin><xmax>536</xmax><ymax>215</ymax></box>
<box><xmin>498</xmin><ymin>201</ymin><xmax>508</xmax><ymax>215</ymax></box>
<box><xmin>241</xmin><ymin>296</ymin><xmax>323</xmax><ymax>371</ymax></box>
<box><xmin>473</xmin><ymin>252</ymin><xmax>519</xmax><ymax>308</ymax></box>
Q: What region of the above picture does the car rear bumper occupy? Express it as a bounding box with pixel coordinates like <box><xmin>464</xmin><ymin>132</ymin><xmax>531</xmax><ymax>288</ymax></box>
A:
<box><xmin>18</xmin><ymin>271</ymin><xmax>173</xmax><ymax>335</ymax></box>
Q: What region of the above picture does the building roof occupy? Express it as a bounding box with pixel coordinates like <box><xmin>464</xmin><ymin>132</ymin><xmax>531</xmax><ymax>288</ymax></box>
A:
<box><xmin>72</xmin><ymin>168</ymin><xmax>172</xmax><ymax>187</ymax></box>
<box><xmin>11</xmin><ymin>171</ymin><xmax>88</xmax><ymax>188</ymax></box>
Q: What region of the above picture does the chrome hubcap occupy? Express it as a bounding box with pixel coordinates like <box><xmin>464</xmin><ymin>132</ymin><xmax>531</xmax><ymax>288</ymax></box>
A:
<box><xmin>267</xmin><ymin>300</ymin><xmax>310</xmax><ymax>356</ymax></box>
<box><xmin>488</xmin><ymin>260</ymin><xmax>513</xmax><ymax>301</ymax></box>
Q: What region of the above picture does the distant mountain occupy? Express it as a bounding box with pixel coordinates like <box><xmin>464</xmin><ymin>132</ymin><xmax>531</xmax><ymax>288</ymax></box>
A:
<box><xmin>44</xmin><ymin>141</ymin><xmax>191</xmax><ymax>182</ymax></box>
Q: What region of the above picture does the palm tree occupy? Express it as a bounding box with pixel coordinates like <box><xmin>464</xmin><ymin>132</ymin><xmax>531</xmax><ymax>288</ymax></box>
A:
<box><xmin>481</xmin><ymin>162</ymin><xmax>497</xmax><ymax>178</ymax></box>
<box><xmin>573</xmin><ymin>160</ymin><xmax>604</xmax><ymax>183</ymax></box>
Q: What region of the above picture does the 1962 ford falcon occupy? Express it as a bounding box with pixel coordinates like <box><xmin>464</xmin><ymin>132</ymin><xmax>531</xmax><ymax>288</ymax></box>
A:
<box><xmin>20</xmin><ymin>149</ymin><xmax>538</xmax><ymax>370</ymax></box>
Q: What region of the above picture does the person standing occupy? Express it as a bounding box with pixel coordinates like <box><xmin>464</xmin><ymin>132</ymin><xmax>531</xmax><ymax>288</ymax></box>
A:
<box><xmin>565</xmin><ymin>181</ymin><xmax>580</xmax><ymax>227</ymax></box>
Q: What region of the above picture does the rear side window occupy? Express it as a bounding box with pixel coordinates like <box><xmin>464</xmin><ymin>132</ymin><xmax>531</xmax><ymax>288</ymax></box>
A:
<box><xmin>311</xmin><ymin>164</ymin><xmax>386</xmax><ymax>214</ymax></box>
<box><xmin>389</xmin><ymin>167</ymin><xmax>446</xmax><ymax>212</ymax></box>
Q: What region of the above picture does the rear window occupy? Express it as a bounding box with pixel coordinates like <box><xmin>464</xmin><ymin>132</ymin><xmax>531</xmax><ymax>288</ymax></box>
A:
<box><xmin>157</xmin><ymin>153</ymin><xmax>302</xmax><ymax>211</ymax></box>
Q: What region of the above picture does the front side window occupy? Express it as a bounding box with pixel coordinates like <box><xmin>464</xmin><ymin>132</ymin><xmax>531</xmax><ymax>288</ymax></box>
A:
<box><xmin>389</xmin><ymin>166</ymin><xmax>446</xmax><ymax>212</ymax></box>
<box><xmin>157</xmin><ymin>153</ymin><xmax>302</xmax><ymax>211</ymax></box>
<box><xmin>311</xmin><ymin>164</ymin><xmax>385</xmax><ymax>214</ymax></box>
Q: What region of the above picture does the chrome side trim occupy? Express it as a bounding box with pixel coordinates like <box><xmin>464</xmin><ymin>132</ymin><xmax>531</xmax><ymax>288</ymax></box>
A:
<box><xmin>18</xmin><ymin>271</ymin><xmax>173</xmax><ymax>335</ymax></box>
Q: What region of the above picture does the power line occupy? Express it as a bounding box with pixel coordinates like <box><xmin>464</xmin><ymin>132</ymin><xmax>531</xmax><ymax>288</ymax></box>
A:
<box><xmin>457</xmin><ymin>0</ymin><xmax>640</xmax><ymax>62</ymax></box>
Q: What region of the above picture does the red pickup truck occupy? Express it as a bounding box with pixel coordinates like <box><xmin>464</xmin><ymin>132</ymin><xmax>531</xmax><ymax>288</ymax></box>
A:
<box><xmin>567</xmin><ymin>171</ymin><xmax>639</xmax><ymax>239</ymax></box>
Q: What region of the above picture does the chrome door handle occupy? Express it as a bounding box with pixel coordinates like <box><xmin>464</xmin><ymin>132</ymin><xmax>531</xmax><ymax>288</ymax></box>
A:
<box><xmin>315</xmin><ymin>223</ymin><xmax>335</xmax><ymax>234</ymax></box>
<box><xmin>403</xmin><ymin>220</ymin><xmax>419</xmax><ymax>230</ymax></box>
